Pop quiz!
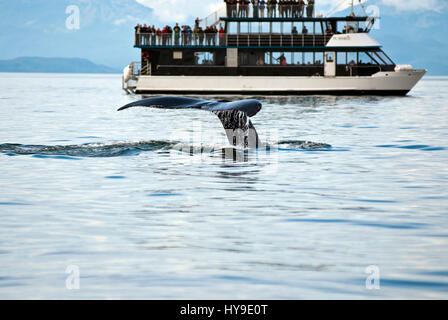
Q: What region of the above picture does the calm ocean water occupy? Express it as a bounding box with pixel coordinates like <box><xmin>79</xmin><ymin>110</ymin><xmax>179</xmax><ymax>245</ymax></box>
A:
<box><xmin>0</xmin><ymin>73</ymin><xmax>447</xmax><ymax>299</ymax></box>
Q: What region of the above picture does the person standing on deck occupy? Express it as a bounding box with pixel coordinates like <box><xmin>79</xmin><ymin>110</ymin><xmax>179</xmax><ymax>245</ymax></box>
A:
<box><xmin>219</xmin><ymin>25</ymin><xmax>225</xmax><ymax>46</ymax></box>
<box><xmin>151</xmin><ymin>26</ymin><xmax>156</xmax><ymax>45</ymax></box>
<box><xmin>233</xmin><ymin>0</ymin><xmax>239</xmax><ymax>17</ymax></box>
<box><xmin>289</xmin><ymin>0</ymin><xmax>294</xmax><ymax>17</ymax></box>
<box><xmin>204</xmin><ymin>27</ymin><xmax>208</xmax><ymax>46</ymax></box>
<box><xmin>302</xmin><ymin>25</ymin><xmax>308</xmax><ymax>34</ymax></box>
<box><xmin>213</xmin><ymin>26</ymin><xmax>218</xmax><ymax>45</ymax></box>
<box><xmin>292</xmin><ymin>0</ymin><xmax>299</xmax><ymax>17</ymax></box>
<box><xmin>225</xmin><ymin>0</ymin><xmax>232</xmax><ymax>17</ymax></box>
<box><xmin>238</xmin><ymin>0</ymin><xmax>244</xmax><ymax>17</ymax></box>
<box><xmin>198</xmin><ymin>27</ymin><xmax>205</xmax><ymax>46</ymax></box>
<box><xmin>259</xmin><ymin>0</ymin><xmax>266</xmax><ymax>17</ymax></box>
<box><xmin>189</xmin><ymin>26</ymin><xmax>194</xmax><ymax>45</ymax></box>
<box><xmin>193</xmin><ymin>26</ymin><xmax>199</xmax><ymax>45</ymax></box>
<box><xmin>156</xmin><ymin>28</ymin><xmax>161</xmax><ymax>45</ymax></box>
<box><xmin>173</xmin><ymin>23</ymin><xmax>181</xmax><ymax>45</ymax></box>
<box><xmin>165</xmin><ymin>26</ymin><xmax>171</xmax><ymax>45</ymax></box>
<box><xmin>272</xmin><ymin>0</ymin><xmax>277</xmax><ymax>17</ymax></box>
<box><xmin>298</xmin><ymin>0</ymin><xmax>305</xmax><ymax>17</ymax></box>
<box><xmin>134</xmin><ymin>24</ymin><xmax>141</xmax><ymax>46</ymax></box>
<box><xmin>161</xmin><ymin>26</ymin><xmax>166</xmax><ymax>45</ymax></box>
<box><xmin>227</xmin><ymin>0</ymin><xmax>234</xmax><ymax>17</ymax></box>
<box><xmin>140</xmin><ymin>23</ymin><xmax>148</xmax><ymax>45</ymax></box>
<box><xmin>182</xmin><ymin>25</ymin><xmax>187</xmax><ymax>45</ymax></box>
<box><xmin>306</xmin><ymin>0</ymin><xmax>314</xmax><ymax>17</ymax></box>
<box><xmin>276</xmin><ymin>54</ymin><xmax>287</xmax><ymax>66</ymax></box>
<box><xmin>206</xmin><ymin>26</ymin><xmax>212</xmax><ymax>46</ymax></box>
<box><xmin>252</xmin><ymin>0</ymin><xmax>260</xmax><ymax>18</ymax></box>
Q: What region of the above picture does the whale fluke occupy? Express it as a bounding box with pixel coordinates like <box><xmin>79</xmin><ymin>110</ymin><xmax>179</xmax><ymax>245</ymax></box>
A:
<box><xmin>118</xmin><ymin>96</ymin><xmax>262</xmax><ymax>148</ymax></box>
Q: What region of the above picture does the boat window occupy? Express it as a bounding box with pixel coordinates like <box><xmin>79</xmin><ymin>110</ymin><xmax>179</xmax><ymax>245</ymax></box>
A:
<box><xmin>365</xmin><ymin>52</ymin><xmax>382</xmax><ymax>65</ymax></box>
<box><xmin>346</xmin><ymin>22</ymin><xmax>359</xmax><ymax>33</ymax></box>
<box><xmin>239</xmin><ymin>51</ymin><xmax>267</xmax><ymax>66</ymax></box>
<box><xmin>260</xmin><ymin>52</ymin><xmax>325</xmax><ymax>66</ymax></box>
<box><xmin>336</xmin><ymin>52</ymin><xmax>347</xmax><ymax>65</ymax></box>
<box><xmin>228</xmin><ymin>22</ymin><xmax>237</xmax><ymax>34</ymax></box>
<box><xmin>292</xmin><ymin>52</ymin><xmax>303</xmax><ymax>65</ymax></box>
<box><xmin>240</xmin><ymin>22</ymin><xmax>249</xmax><ymax>34</ymax></box>
<box><xmin>271</xmin><ymin>52</ymin><xmax>281</xmax><ymax>65</ymax></box>
<box><xmin>265</xmin><ymin>52</ymin><xmax>272</xmax><ymax>64</ymax></box>
<box><xmin>260</xmin><ymin>22</ymin><xmax>270</xmax><ymax>33</ymax></box>
<box><xmin>194</xmin><ymin>52</ymin><xmax>215</xmax><ymax>65</ymax></box>
<box><xmin>248</xmin><ymin>22</ymin><xmax>259</xmax><ymax>33</ymax></box>
<box><xmin>358</xmin><ymin>52</ymin><xmax>375</xmax><ymax>65</ymax></box>
<box><xmin>304</xmin><ymin>52</ymin><xmax>314</xmax><ymax>65</ymax></box>
<box><xmin>316</xmin><ymin>22</ymin><xmax>325</xmax><ymax>34</ymax></box>
<box><xmin>272</xmin><ymin>22</ymin><xmax>282</xmax><ymax>34</ymax></box>
<box><xmin>375</xmin><ymin>50</ymin><xmax>395</xmax><ymax>65</ymax></box>
<box><xmin>315</xmin><ymin>52</ymin><xmax>324</xmax><ymax>65</ymax></box>
<box><xmin>326</xmin><ymin>53</ymin><xmax>334</xmax><ymax>63</ymax></box>
<box><xmin>359</xmin><ymin>20</ymin><xmax>369</xmax><ymax>32</ymax></box>
<box><xmin>347</xmin><ymin>52</ymin><xmax>357</xmax><ymax>66</ymax></box>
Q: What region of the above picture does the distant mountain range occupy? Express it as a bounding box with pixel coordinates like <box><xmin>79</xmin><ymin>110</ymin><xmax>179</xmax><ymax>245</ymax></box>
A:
<box><xmin>0</xmin><ymin>0</ymin><xmax>154</xmax><ymax>69</ymax></box>
<box><xmin>0</xmin><ymin>57</ymin><xmax>119</xmax><ymax>74</ymax></box>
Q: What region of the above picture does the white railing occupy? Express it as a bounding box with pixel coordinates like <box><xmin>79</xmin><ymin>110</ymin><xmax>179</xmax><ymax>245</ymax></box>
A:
<box><xmin>135</xmin><ymin>32</ymin><xmax>332</xmax><ymax>48</ymax></box>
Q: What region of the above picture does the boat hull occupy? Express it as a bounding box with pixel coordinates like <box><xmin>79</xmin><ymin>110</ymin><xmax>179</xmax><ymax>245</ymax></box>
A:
<box><xmin>134</xmin><ymin>70</ymin><xmax>426</xmax><ymax>96</ymax></box>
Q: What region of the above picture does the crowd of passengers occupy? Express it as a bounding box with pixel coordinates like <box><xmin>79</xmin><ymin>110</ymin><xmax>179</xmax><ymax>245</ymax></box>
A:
<box><xmin>135</xmin><ymin>20</ymin><xmax>227</xmax><ymax>46</ymax></box>
<box><xmin>224</xmin><ymin>0</ymin><xmax>315</xmax><ymax>18</ymax></box>
<box><xmin>136</xmin><ymin>22</ymin><xmax>359</xmax><ymax>46</ymax></box>
<box><xmin>134</xmin><ymin>0</ymin><xmax>366</xmax><ymax>47</ymax></box>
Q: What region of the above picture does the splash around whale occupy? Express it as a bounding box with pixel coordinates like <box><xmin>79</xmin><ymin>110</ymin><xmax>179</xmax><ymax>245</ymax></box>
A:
<box><xmin>118</xmin><ymin>96</ymin><xmax>263</xmax><ymax>149</ymax></box>
<box><xmin>0</xmin><ymin>97</ymin><xmax>332</xmax><ymax>160</ymax></box>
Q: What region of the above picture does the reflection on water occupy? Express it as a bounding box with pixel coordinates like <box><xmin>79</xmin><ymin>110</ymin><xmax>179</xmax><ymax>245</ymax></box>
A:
<box><xmin>0</xmin><ymin>73</ymin><xmax>448</xmax><ymax>299</ymax></box>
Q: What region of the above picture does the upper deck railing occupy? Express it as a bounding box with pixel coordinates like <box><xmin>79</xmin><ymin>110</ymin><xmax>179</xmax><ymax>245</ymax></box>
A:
<box><xmin>135</xmin><ymin>32</ymin><xmax>337</xmax><ymax>48</ymax></box>
<box><xmin>220</xmin><ymin>2</ymin><xmax>373</xmax><ymax>21</ymax></box>
<box><xmin>134</xmin><ymin>26</ymin><xmax>372</xmax><ymax>49</ymax></box>
<box><xmin>223</xmin><ymin>2</ymin><xmax>316</xmax><ymax>19</ymax></box>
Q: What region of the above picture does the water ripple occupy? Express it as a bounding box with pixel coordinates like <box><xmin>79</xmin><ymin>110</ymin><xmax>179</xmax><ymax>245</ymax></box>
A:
<box><xmin>0</xmin><ymin>139</ymin><xmax>332</xmax><ymax>158</ymax></box>
<box><xmin>376</xmin><ymin>144</ymin><xmax>446</xmax><ymax>151</ymax></box>
<box><xmin>0</xmin><ymin>141</ymin><xmax>175</xmax><ymax>158</ymax></box>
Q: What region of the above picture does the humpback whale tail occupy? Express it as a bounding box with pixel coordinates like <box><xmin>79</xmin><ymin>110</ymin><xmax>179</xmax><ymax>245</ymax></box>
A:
<box><xmin>118</xmin><ymin>96</ymin><xmax>262</xmax><ymax>148</ymax></box>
